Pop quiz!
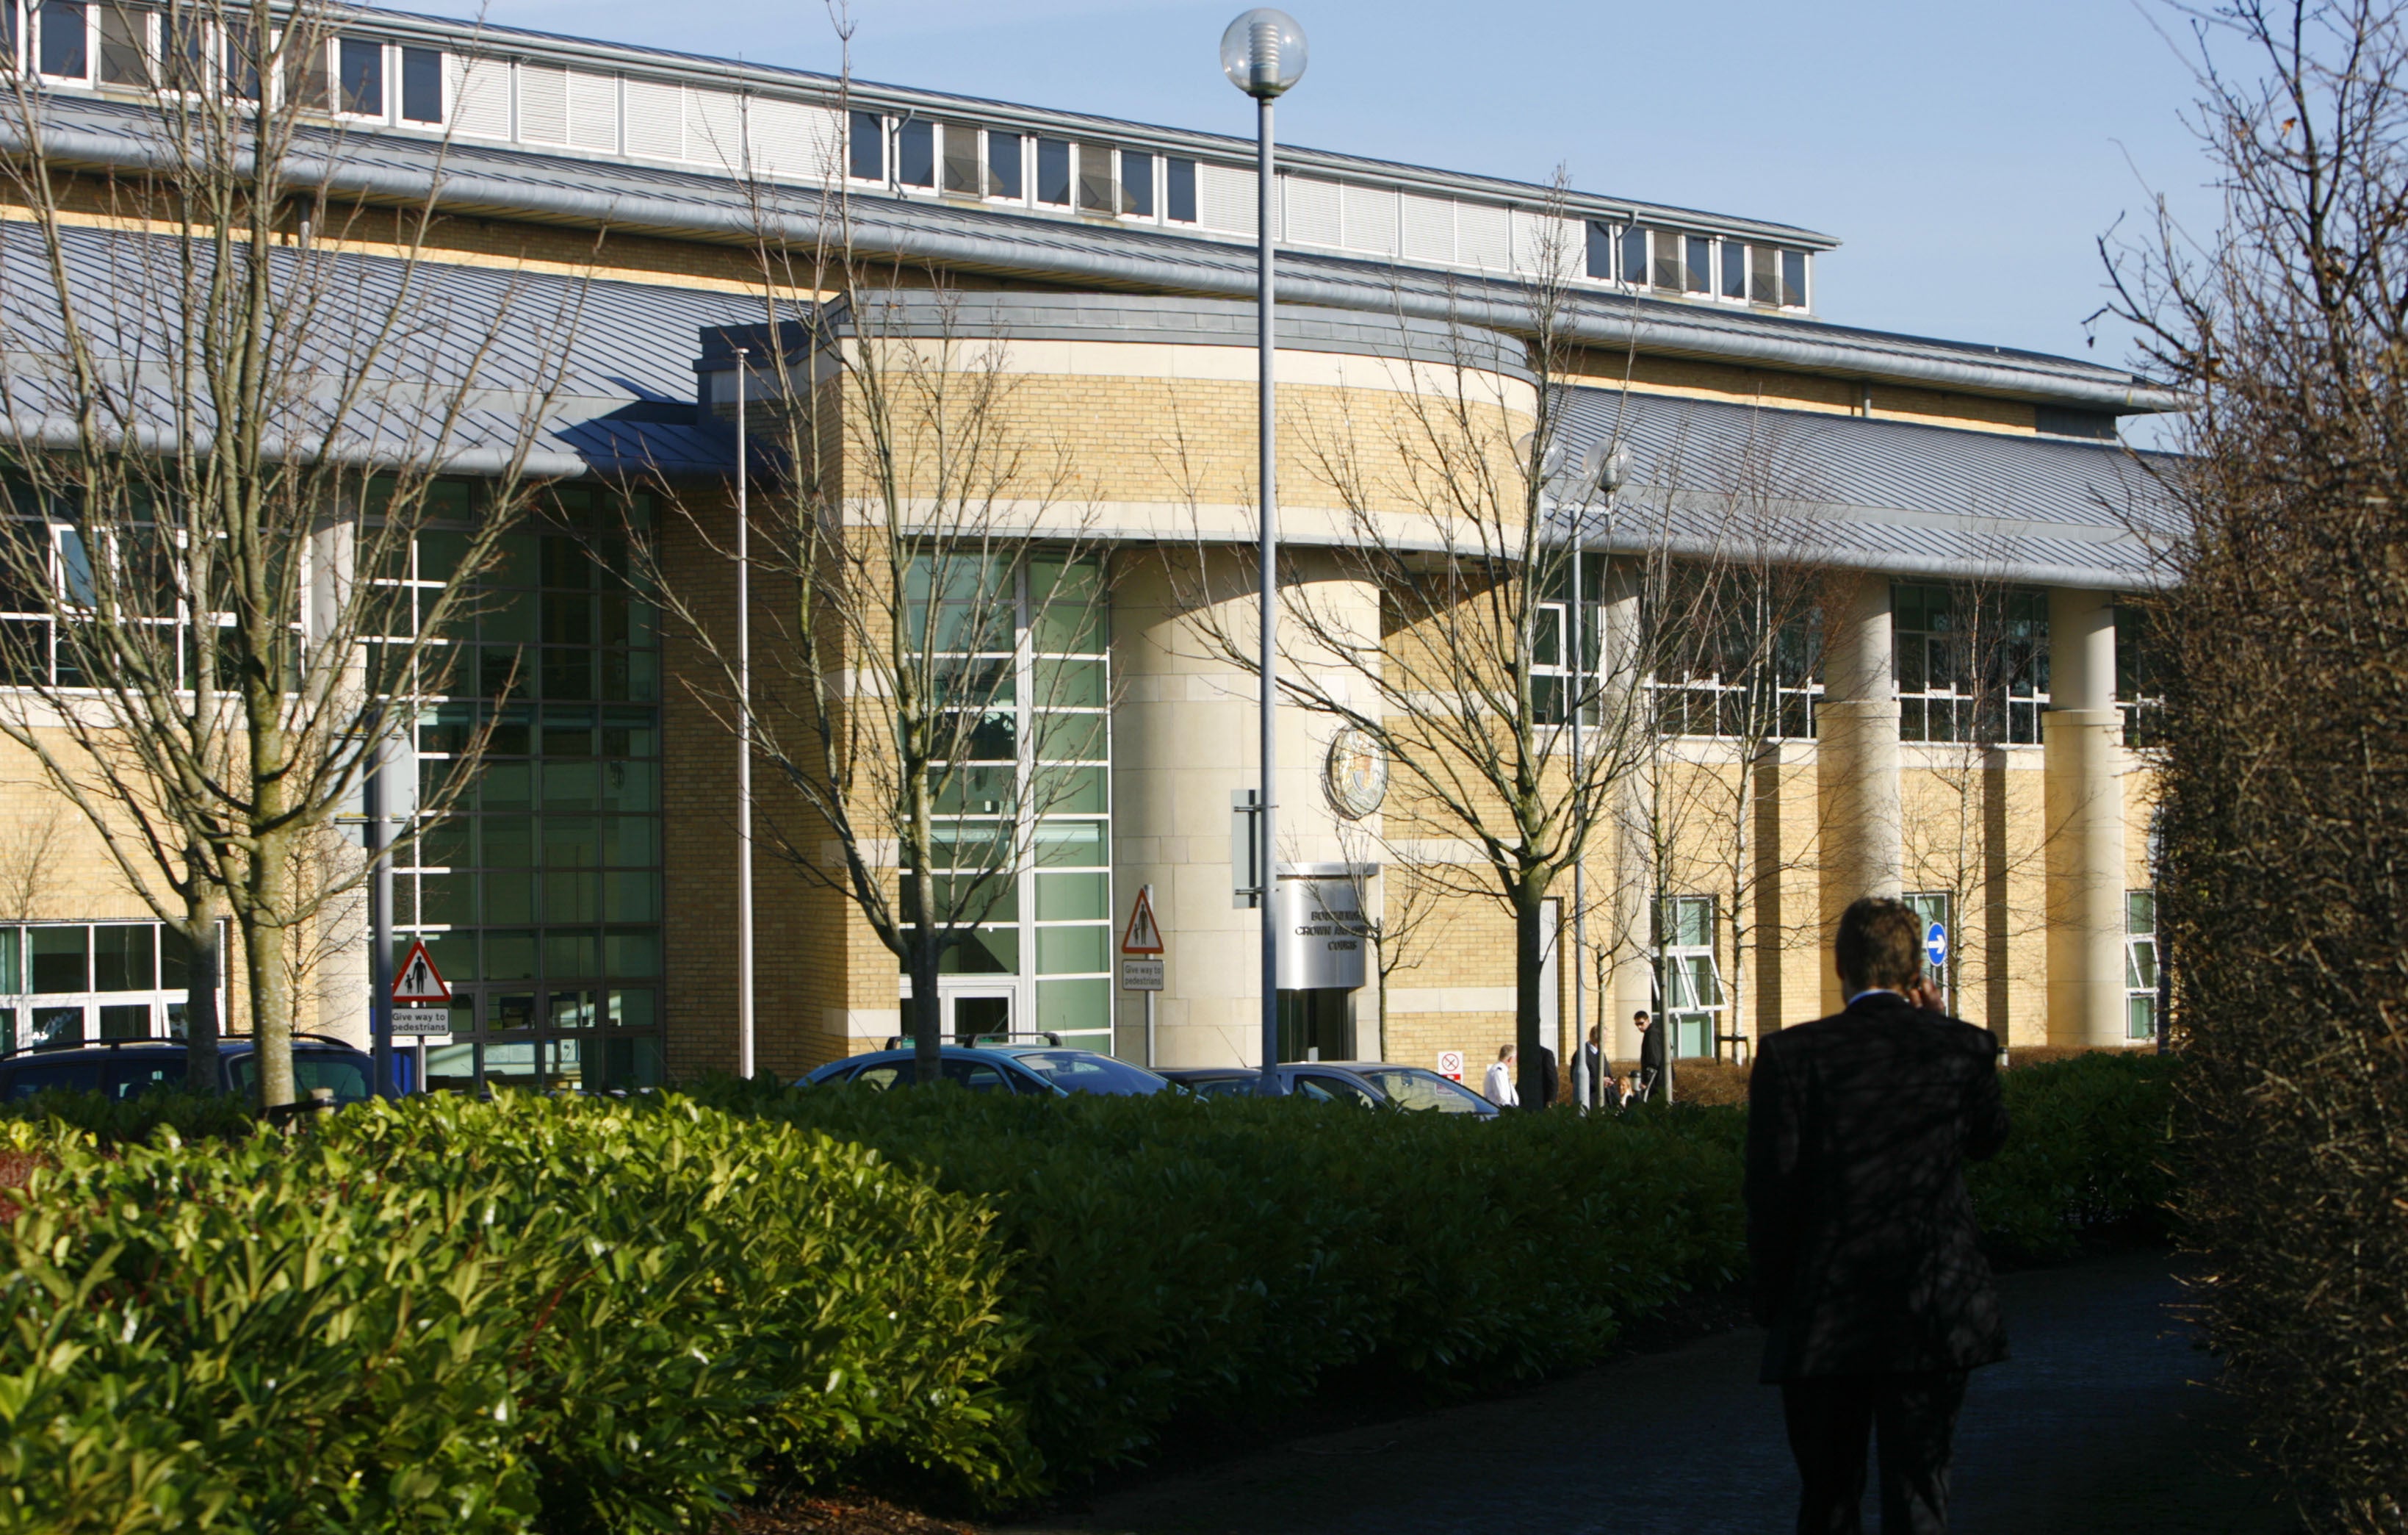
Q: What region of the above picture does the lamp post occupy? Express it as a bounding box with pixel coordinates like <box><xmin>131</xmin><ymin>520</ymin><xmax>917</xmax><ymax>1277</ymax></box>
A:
<box><xmin>735</xmin><ymin>345</ymin><xmax>755</xmax><ymax>1081</ymax></box>
<box><xmin>1567</xmin><ymin>441</ymin><xmax>1627</xmax><ymax>1110</ymax></box>
<box><xmin>1222</xmin><ymin>9</ymin><xmax>1306</xmax><ymax>1091</ymax></box>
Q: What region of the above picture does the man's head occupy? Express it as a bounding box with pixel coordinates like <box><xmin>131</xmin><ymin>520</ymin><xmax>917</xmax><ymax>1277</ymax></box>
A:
<box><xmin>1836</xmin><ymin>896</ymin><xmax>1924</xmax><ymax>996</ymax></box>
<box><xmin>1496</xmin><ymin>1043</ymin><xmax>1515</xmax><ymax>1063</ymax></box>
<box><xmin>1587</xmin><ymin>1024</ymin><xmax>1601</xmax><ymax>1044</ymax></box>
<box><xmin>1633</xmin><ymin>1010</ymin><xmax>1651</xmax><ymax>1030</ymax></box>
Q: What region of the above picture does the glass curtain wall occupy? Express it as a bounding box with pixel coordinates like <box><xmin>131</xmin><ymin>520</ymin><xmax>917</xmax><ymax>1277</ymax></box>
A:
<box><xmin>909</xmin><ymin>553</ymin><xmax>1112</xmax><ymax>1053</ymax></box>
<box><xmin>0</xmin><ymin>921</ymin><xmax>208</xmax><ymax>1052</ymax></box>
<box><xmin>390</xmin><ymin>484</ymin><xmax>664</xmax><ymax>1093</ymax></box>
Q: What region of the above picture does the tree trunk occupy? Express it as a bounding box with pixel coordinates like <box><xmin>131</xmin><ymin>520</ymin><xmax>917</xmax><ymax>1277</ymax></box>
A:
<box><xmin>245</xmin><ymin>838</ymin><xmax>295</xmax><ymax>1110</ymax></box>
<box><xmin>1515</xmin><ymin>879</ymin><xmax>1549</xmax><ymax>1110</ymax></box>
<box><xmin>908</xmin><ymin>863</ymin><xmax>943</xmax><ymax>1085</ymax></box>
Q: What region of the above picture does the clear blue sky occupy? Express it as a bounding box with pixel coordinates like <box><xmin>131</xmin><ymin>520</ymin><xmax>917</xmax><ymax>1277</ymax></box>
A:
<box><xmin>398</xmin><ymin>0</ymin><xmax>2216</xmax><ymax>380</ymax></box>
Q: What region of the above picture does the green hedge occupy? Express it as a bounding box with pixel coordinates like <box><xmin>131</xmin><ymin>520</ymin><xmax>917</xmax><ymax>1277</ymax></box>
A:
<box><xmin>0</xmin><ymin>1051</ymin><xmax>2171</xmax><ymax>1531</ymax></box>
<box><xmin>0</xmin><ymin>1096</ymin><xmax>1020</xmax><ymax>1535</ymax></box>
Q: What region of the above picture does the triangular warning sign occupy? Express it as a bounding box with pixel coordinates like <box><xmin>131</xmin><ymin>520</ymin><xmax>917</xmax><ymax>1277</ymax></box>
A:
<box><xmin>392</xmin><ymin>939</ymin><xmax>452</xmax><ymax>1004</ymax></box>
<box><xmin>1120</xmin><ymin>885</ymin><xmax>1164</xmax><ymax>956</ymax></box>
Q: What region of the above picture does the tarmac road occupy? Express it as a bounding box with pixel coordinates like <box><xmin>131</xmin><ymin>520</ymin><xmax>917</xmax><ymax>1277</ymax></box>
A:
<box><xmin>999</xmin><ymin>1248</ymin><xmax>2296</xmax><ymax>1535</ymax></box>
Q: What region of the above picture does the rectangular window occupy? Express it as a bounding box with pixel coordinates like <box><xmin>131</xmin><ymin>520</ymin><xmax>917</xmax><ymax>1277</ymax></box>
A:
<box><xmin>987</xmin><ymin>131</ymin><xmax>1022</xmax><ymax>198</ymax></box>
<box><xmin>337</xmin><ymin>36</ymin><xmax>383</xmax><ymax>115</ymax></box>
<box><xmin>1076</xmin><ymin>142</ymin><xmax>1114</xmax><ymax>213</ymax></box>
<box><xmin>1651</xmin><ymin>228</ymin><xmax>1682</xmax><ymax>291</ymax></box>
<box><xmin>1752</xmin><ymin>245</ymin><xmax>1777</xmax><ymax>306</ymax></box>
<box><xmin>1121</xmin><ymin>148</ymin><xmax>1153</xmax><ymax>216</ymax></box>
<box><xmin>1781</xmin><ymin>248</ymin><xmax>1808</xmax><ymax>308</ymax></box>
<box><xmin>1892</xmin><ymin>582</ymin><xmax>2049</xmax><ymax>745</ymax></box>
<box><xmin>1165</xmin><ymin>156</ymin><xmax>1197</xmax><ymax>222</ymax></box>
<box><xmin>1037</xmin><ymin>137</ymin><xmax>1070</xmax><ymax>205</ymax></box>
<box><xmin>37</xmin><ymin>1</ymin><xmax>85</xmax><ymax>78</ymax></box>
<box><xmin>96</xmin><ymin>3</ymin><xmax>143</xmax><ymax>87</ymax></box>
<box><xmin>1585</xmin><ymin>220</ymin><xmax>1616</xmax><ymax>281</ymax></box>
<box><xmin>400</xmin><ymin>45</ymin><xmax>441</xmax><ymax>122</ymax></box>
<box><xmin>1657</xmin><ymin>895</ymin><xmax>1726</xmax><ymax>1060</ymax></box>
<box><xmin>895</xmin><ymin>118</ymin><xmax>934</xmax><ymax>188</ymax></box>
<box><xmin>1722</xmin><ymin>240</ymin><xmax>1748</xmax><ymax>300</ymax></box>
<box><xmin>1621</xmin><ymin>225</ymin><xmax>1647</xmax><ymax>287</ymax></box>
<box><xmin>2126</xmin><ymin>891</ymin><xmax>2159</xmax><ymax>1042</ymax></box>
<box><xmin>1684</xmin><ymin>234</ymin><xmax>1713</xmax><ymax>293</ymax></box>
<box><xmin>941</xmin><ymin>121</ymin><xmax>979</xmax><ymax>195</ymax></box>
<box><xmin>848</xmin><ymin>109</ymin><xmax>884</xmax><ymax>181</ymax></box>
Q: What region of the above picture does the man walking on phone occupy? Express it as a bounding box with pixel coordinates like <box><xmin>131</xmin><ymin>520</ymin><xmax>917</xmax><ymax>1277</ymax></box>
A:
<box><xmin>1746</xmin><ymin>896</ymin><xmax>2011</xmax><ymax>1534</ymax></box>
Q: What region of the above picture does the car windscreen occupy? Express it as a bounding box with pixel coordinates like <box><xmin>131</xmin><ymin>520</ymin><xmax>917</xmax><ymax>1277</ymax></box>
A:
<box><xmin>1357</xmin><ymin>1067</ymin><xmax>1492</xmax><ymax>1114</ymax></box>
<box><xmin>844</xmin><ymin>1057</ymin><xmax>1045</xmax><ymax>1093</ymax></box>
<box><xmin>1006</xmin><ymin>1050</ymin><xmax>1172</xmax><ymax>1096</ymax></box>
<box><xmin>228</xmin><ymin>1052</ymin><xmax>373</xmax><ymax>1104</ymax></box>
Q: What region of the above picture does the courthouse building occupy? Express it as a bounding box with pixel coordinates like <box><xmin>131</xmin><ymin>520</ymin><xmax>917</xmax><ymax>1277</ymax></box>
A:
<box><xmin>0</xmin><ymin>4</ymin><xmax>2177</xmax><ymax>1088</ymax></box>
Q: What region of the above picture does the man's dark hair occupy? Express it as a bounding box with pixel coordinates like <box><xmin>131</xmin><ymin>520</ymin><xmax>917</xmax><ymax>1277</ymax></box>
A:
<box><xmin>1835</xmin><ymin>896</ymin><xmax>1923</xmax><ymax>993</ymax></box>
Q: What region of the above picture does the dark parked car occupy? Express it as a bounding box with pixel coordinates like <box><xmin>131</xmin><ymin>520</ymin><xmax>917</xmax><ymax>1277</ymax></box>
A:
<box><xmin>801</xmin><ymin>1044</ymin><xmax>1178</xmax><ymax>1097</ymax></box>
<box><xmin>1161</xmin><ymin>1061</ymin><xmax>1501</xmax><ymax>1117</ymax></box>
<box><xmin>0</xmin><ymin>1034</ymin><xmax>381</xmax><ymax>1103</ymax></box>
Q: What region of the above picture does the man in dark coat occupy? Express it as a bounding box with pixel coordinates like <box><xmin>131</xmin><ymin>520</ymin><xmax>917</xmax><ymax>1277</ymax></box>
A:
<box><xmin>1746</xmin><ymin>896</ymin><xmax>2010</xmax><ymax>1535</ymax></box>
<box><xmin>1634</xmin><ymin>1009</ymin><xmax>1665</xmax><ymax>1098</ymax></box>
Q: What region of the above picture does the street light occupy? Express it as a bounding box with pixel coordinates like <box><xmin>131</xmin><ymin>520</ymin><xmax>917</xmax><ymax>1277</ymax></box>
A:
<box><xmin>1222</xmin><ymin>8</ymin><xmax>1305</xmax><ymax>1092</ymax></box>
<box><xmin>1566</xmin><ymin>439</ymin><xmax>1627</xmax><ymax>1108</ymax></box>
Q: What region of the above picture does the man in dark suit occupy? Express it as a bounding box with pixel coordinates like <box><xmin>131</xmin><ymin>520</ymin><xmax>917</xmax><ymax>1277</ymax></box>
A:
<box><xmin>1746</xmin><ymin>896</ymin><xmax>2011</xmax><ymax>1535</ymax></box>
<box><xmin>1634</xmin><ymin>1009</ymin><xmax>1665</xmax><ymax>1099</ymax></box>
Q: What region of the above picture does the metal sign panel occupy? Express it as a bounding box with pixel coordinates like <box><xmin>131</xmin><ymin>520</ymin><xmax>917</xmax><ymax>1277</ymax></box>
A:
<box><xmin>1274</xmin><ymin>866</ymin><xmax>1369</xmax><ymax>991</ymax></box>
<box><xmin>392</xmin><ymin>1007</ymin><xmax>451</xmax><ymax>1036</ymax></box>
<box><xmin>1925</xmin><ymin>921</ymin><xmax>1949</xmax><ymax>968</ymax></box>
<box><xmin>392</xmin><ymin>939</ymin><xmax>452</xmax><ymax>1004</ymax></box>
<box><xmin>1230</xmin><ymin>789</ymin><xmax>1263</xmax><ymax>909</ymax></box>
<box><xmin>1120</xmin><ymin>885</ymin><xmax>1164</xmax><ymax>955</ymax></box>
<box><xmin>1120</xmin><ymin>957</ymin><xmax>1164</xmax><ymax>992</ymax></box>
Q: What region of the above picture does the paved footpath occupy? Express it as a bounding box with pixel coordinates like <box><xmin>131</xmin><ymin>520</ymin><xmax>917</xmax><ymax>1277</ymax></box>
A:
<box><xmin>1000</xmin><ymin>1249</ymin><xmax>2296</xmax><ymax>1535</ymax></box>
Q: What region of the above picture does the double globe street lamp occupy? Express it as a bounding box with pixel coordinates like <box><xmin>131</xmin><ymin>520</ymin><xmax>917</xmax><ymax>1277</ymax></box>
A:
<box><xmin>1219</xmin><ymin>9</ymin><xmax>1306</xmax><ymax>1090</ymax></box>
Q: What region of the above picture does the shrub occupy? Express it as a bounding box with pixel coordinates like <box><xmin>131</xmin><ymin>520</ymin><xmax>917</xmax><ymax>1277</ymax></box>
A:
<box><xmin>0</xmin><ymin>1095</ymin><xmax>1020</xmax><ymax>1534</ymax></box>
<box><xmin>685</xmin><ymin>1082</ymin><xmax>1746</xmax><ymax>1483</ymax></box>
<box><xmin>1969</xmin><ymin>1052</ymin><xmax>2179</xmax><ymax>1259</ymax></box>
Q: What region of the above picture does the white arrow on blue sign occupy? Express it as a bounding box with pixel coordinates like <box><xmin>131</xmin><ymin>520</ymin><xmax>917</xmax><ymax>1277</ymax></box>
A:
<box><xmin>1925</xmin><ymin>921</ymin><xmax>1949</xmax><ymax>968</ymax></box>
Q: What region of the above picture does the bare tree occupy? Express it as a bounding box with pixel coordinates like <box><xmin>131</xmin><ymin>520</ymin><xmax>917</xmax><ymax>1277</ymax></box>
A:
<box><xmin>638</xmin><ymin>44</ymin><xmax>1109</xmax><ymax>1085</ymax></box>
<box><xmin>1623</xmin><ymin>420</ymin><xmax>1840</xmax><ymax>1065</ymax></box>
<box><xmin>0</xmin><ymin>0</ymin><xmax>577</xmax><ymax>1102</ymax></box>
<box><xmin>1182</xmin><ymin>193</ymin><xmax>1670</xmax><ymax>1108</ymax></box>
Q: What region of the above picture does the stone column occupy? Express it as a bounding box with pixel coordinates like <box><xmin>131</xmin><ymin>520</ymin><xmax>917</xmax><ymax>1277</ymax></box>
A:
<box><xmin>1818</xmin><ymin>572</ymin><xmax>1903</xmax><ymax>1013</ymax></box>
<box><xmin>1109</xmin><ymin>545</ymin><xmax>1374</xmax><ymax>1069</ymax></box>
<box><xmin>2044</xmin><ymin>586</ymin><xmax>2129</xmax><ymax>1047</ymax></box>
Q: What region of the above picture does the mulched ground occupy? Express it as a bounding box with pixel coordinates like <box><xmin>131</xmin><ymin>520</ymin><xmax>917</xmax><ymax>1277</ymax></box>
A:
<box><xmin>727</xmin><ymin>1495</ymin><xmax>979</xmax><ymax>1535</ymax></box>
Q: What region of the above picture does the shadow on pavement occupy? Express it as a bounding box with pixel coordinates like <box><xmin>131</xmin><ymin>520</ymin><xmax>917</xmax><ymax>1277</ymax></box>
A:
<box><xmin>996</xmin><ymin>1248</ymin><xmax>2298</xmax><ymax>1535</ymax></box>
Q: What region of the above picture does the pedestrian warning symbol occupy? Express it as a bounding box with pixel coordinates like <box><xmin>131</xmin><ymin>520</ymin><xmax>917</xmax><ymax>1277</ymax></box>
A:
<box><xmin>392</xmin><ymin>940</ymin><xmax>452</xmax><ymax>1004</ymax></box>
<box><xmin>1120</xmin><ymin>885</ymin><xmax>1164</xmax><ymax>955</ymax></box>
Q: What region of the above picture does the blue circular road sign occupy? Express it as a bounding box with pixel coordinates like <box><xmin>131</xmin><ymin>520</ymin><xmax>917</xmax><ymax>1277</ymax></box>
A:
<box><xmin>1925</xmin><ymin>921</ymin><xmax>1949</xmax><ymax>968</ymax></box>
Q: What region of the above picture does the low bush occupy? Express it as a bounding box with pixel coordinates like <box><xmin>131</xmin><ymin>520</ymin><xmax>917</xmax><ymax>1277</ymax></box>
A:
<box><xmin>685</xmin><ymin>1083</ymin><xmax>1747</xmax><ymax>1484</ymax></box>
<box><xmin>1969</xmin><ymin>1050</ymin><xmax>2180</xmax><ymax>1259</ymax></box>
<box><xmin>0</xmin><ymin>1095</ymin><xmax>1020</xmax><ymax>1535</ymax></box>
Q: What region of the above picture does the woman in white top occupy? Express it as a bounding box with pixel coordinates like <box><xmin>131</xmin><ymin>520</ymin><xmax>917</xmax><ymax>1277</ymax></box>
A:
<box><xmin>1483</xmin><ymin>1044</ymin><xmax>1518</xmax><ymax>1107</ymax></box>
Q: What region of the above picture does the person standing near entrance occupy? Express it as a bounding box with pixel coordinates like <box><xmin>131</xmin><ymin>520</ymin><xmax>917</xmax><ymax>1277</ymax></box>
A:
<box><xmin>1579</xmin><ymin>1024</ymin><xmax>1605</xmax><ymax>1108</ymax></box>
<box><xmin>1482</xmin><ymin>1043</ymin><xmax>1517</xmax><ymax>1107</ymax></box>
<box><xmin>1746</xmin><ymin>896</ymin><xmax>2011</xmax><ymax>1535</ymax></box>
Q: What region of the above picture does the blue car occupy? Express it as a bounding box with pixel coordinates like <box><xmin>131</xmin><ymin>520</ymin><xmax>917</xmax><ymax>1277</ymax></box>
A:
<box><xmin>0</xmin><ymin>1033</ymin><xmax>381</xmax><ymax>1103</ymax></box>
<box><xmin>801</xmin><ymin>1043</ymin><xmax>1177</xmax><ymax>1098</ymax></box>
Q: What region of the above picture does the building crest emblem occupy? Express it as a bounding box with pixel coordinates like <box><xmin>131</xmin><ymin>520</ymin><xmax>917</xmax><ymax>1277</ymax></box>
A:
<box><xmin>1324</xmin><ymin>727</ymin><xmax>1388</xmax><ymax>820</ymax></box>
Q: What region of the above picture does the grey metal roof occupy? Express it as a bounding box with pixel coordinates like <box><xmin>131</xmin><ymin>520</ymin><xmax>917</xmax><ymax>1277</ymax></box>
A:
<box><xmin>0</xmin><ymin>222</ymin><xmax>757</xmax><ymax>475</ymax></box>
<box><xmin>1554</xmin><ymin>387</ymin><xmax>2182</xmax><ymax>591</ymax></box>
<box><xmin>15</xmin><ymin>94</ymin><xmax>2179</xmax><ymax>414</ymax></box>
